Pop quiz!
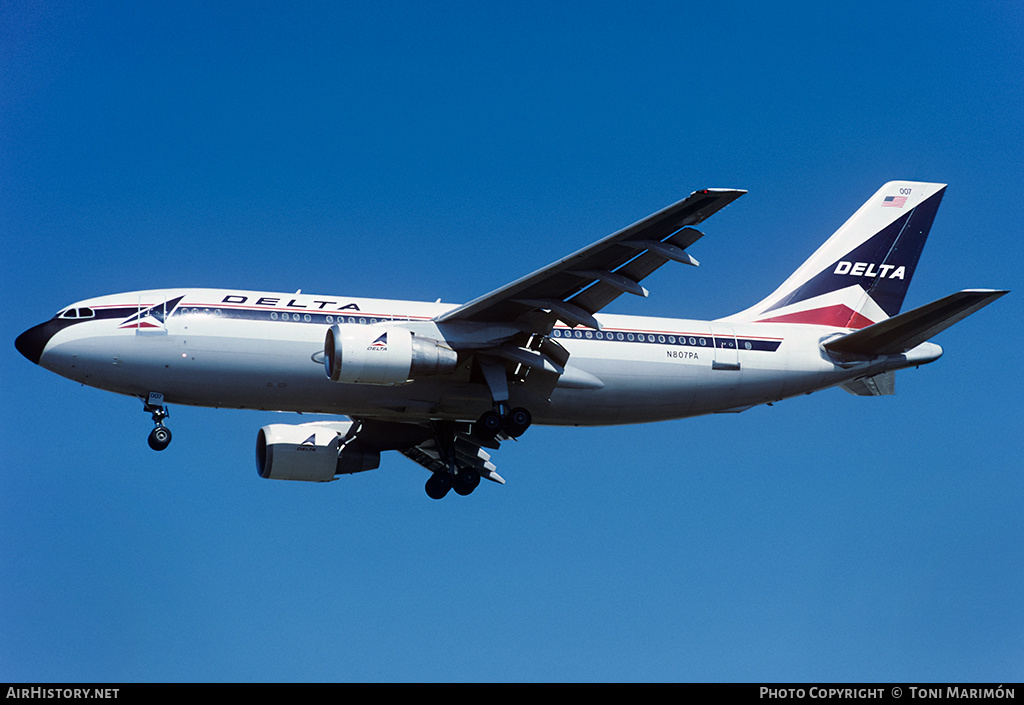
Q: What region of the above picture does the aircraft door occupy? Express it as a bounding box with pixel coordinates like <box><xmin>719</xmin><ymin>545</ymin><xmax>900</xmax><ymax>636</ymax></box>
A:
<box><xmin>710</xmin><ymin>325</ymin><xmax>740</xmax><ymax>371</ymax></box>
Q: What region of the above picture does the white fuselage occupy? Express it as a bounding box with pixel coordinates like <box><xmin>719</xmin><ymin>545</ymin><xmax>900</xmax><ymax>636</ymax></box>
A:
<box><xmin>32</xmin><ymin>287</ymin><xmax>941</xmax><ymax>426</ymax></box>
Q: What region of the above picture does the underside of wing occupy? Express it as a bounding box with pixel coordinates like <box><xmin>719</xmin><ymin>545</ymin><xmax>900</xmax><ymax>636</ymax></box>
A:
<box><xmin>399</xmin><ymin>424</ymin><xmax>506</xmax><ymax>485</ymax></box>
<box><xmin>435</xmin><ymin>188</ymin><xmax>746</xmax><ymax>332</ymax></box>
<box><xmin>345</xmin><ymin>417</ymin><xmax>506</xmax><ymax>484</ymax></box>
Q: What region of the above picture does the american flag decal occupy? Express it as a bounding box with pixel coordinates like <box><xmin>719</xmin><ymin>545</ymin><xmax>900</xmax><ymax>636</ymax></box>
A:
<box><xmin>882</xmin><ymin>195</ymin><xmax>907</xmax><ymax>208</ymax></box>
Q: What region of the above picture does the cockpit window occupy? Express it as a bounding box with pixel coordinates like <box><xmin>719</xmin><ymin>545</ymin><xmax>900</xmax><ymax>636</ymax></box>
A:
<box><xmin>58</xmin><ymin>307</ymin><xmax>95</xmax><ymax>320</ymax></box>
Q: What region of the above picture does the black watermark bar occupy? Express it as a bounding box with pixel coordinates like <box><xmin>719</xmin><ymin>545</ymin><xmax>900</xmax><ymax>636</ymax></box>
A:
<box><xmin>0</xmin><ymin>683</ymin><xmax>1019</xmax><ymax>696</ymax></box>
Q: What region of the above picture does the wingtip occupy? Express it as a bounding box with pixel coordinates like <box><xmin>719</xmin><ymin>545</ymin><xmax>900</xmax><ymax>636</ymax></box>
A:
<box><xmin>696</xmin><ymin>187</ymin><xmax>747</xmax><ymax>195</ymax></box>
<box><xmin>962</xmin><ymin>288</ymin><xmax>1010</xmax><ymax>297</ymax></box>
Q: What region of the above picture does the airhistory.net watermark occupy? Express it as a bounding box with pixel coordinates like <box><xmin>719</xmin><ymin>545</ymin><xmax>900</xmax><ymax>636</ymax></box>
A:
<box><xmin>6</xmin><ymin>688</ymin><xmax>119</xmax><ymax>699</ymax></box>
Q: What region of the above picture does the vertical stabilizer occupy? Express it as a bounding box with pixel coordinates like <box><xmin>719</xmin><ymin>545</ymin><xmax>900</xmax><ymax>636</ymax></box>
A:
<box><xmin>725</xmin><ymin>181</ymin><xmax>947</xmax><ymax>329</ymax></box>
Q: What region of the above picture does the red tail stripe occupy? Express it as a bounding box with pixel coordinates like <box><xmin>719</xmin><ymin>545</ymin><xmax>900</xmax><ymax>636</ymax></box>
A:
<box><xmin>755</xmin><ymin>305</ymin><xmax>874</xmax><ymax>329</ymax></box>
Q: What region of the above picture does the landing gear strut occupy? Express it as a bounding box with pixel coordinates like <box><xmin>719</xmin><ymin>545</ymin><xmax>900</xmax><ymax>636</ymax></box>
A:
<box><xmin>473</xmin><ymin>356</ymin><xmax>532</xmax><ymax>441</ymax></box>
<box><xmin>144</xmin><ymin>397</ymin><xmax>172</xmax><ymax>451</ymax></box>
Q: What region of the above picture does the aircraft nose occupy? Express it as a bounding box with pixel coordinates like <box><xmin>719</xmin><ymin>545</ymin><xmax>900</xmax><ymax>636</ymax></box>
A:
<box><xmin>15</xmin><ymin>320</ymin><xmax>61</xmax><ymax>365</ymax></box>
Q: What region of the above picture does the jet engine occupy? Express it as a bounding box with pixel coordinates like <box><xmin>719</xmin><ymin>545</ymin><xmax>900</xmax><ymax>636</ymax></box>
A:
<box><xmin>324</xmin><ymin>324</ymin><xmax>458</xmax><ymax>385</ymax></box>
<box><xmin>256</xmin><ymin>422</ymin><xmax>380</xmax><ymax>482</ymax></box>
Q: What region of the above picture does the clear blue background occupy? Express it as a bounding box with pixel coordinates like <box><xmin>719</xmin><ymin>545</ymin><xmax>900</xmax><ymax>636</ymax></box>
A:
<box><xmin>2</xmin><ymin>1</ymin><xmax>1021</xmax><ymax>682</ymax></box>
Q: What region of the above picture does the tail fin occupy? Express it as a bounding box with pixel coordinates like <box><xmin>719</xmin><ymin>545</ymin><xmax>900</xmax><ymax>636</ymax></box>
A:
<box><xmin>726</xmin><ymin>181</ymin><xmax>947</xmax><ymax>329</ymax></box>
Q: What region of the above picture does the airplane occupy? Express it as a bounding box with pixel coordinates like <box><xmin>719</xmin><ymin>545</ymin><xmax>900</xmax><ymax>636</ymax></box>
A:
<box><xmin>15</xmin><ymin>181</ymin><xmax>1008</xmax><ymax>499</ymax></box>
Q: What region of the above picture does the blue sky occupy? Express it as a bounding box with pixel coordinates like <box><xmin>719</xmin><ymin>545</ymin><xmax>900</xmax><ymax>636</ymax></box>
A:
<box><xmin>2</xmin><ymin>1</ymin><xmax>1022</xmax><ymax>682</ymax></box>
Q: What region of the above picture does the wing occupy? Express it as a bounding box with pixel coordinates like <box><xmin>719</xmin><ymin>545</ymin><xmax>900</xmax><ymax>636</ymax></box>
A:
<box><xmin>435</xmin><ymin>188</ymin><xmax>746</xmax><ymax>331</ymax></box>
<box><xmin>360</xmin><ymin>190</ymin><xmax>745</xmax><ymax>496</ymax></box>
<box><xmin>342</xmin><ymin>418</ymin><xmax>506</xmax><ymax>493</ymax></box>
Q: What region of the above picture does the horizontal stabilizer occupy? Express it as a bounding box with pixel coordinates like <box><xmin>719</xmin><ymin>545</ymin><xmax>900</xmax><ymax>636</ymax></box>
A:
<box><xmin>824</xmin><ymin>289</ymin><xmax>1008</xmax><ymax>357</ymax></box>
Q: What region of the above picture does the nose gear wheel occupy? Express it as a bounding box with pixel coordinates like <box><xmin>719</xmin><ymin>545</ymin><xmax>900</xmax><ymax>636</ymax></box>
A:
<box><xmin>144</xmin><ymin>399</ymin><xmax>172</xmax><ymax>451</ymax></box>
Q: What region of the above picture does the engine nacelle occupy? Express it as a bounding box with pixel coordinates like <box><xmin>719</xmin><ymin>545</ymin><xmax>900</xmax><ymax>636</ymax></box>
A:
<box><xmin>256</xmin><ymin>422</ymin><xmax>380</xmax><ymax>482</ymax></box>
<box><xmin>324</xmin><ymin>324</ymin><xmax>458</xmax><ymax>385</ymax></box>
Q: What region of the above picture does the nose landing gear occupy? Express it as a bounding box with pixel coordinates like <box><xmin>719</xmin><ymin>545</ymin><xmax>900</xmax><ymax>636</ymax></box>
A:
<box><xmin>148</xmin><ymin>424</ymin><xmax>172</xmax><ymax>451</ymax></box>
<box><xmin>143</xmin><ymin>395</ymin><xmax>172</xmax><ymax>451</ymax></box>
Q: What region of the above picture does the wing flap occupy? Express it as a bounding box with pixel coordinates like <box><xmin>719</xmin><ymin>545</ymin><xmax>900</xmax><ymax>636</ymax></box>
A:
<box><xmin>400</xmin><ymin>431</ymin><xmax>506</xmax><ymax>484</ymax></box>
<box><xmin>567</xmin><ymin>228</ymin><xmax>706</xmax><ymax>314</ymax></box>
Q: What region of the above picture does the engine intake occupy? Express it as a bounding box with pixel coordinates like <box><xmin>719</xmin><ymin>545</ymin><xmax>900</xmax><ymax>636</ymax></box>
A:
<box><xmin>324</xmin><ymin>324</ymin><xmax>458</xmax><ymax>385</ymax></box>
<box><xmin>256</xmin><ymin>422</ymin><xmax>380</xmax><ymax>482</ymax></box>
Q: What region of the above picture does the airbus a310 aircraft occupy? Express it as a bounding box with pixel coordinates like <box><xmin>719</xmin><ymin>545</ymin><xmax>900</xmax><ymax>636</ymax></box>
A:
<box><xmin>16</xmin><ymin>181</ymin><xmax>1007</xmax><ymax>499</ymax></box>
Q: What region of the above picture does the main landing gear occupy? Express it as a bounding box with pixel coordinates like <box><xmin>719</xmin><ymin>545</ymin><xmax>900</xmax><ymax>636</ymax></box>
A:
<box><xmin>425</xmin><ymin>468</ymin><xmax>480</xmax><ymax>500</ymax></box>
<box><xmin>144</xmin><ymin>396</ymin><xmax>172</xmax><ymax>451</ymax></box>
<box><xmin>473</xmin><ymin>403</ymin><xmax>532</xmax><ymax>441</ymax></box>
<box><xmin>423</xmin><ymin>420</ymin><xmax>482</xmax><ymax>500</ymax></box>
<box><xmin>422</xmin><ymin>407</ymin><xmax>532</xmax><ymax>499</ymax></box>
<box><xmin>422</xmin><ymin>408</ymin><xmax>531</xmax><ymax>500</ymax></box>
